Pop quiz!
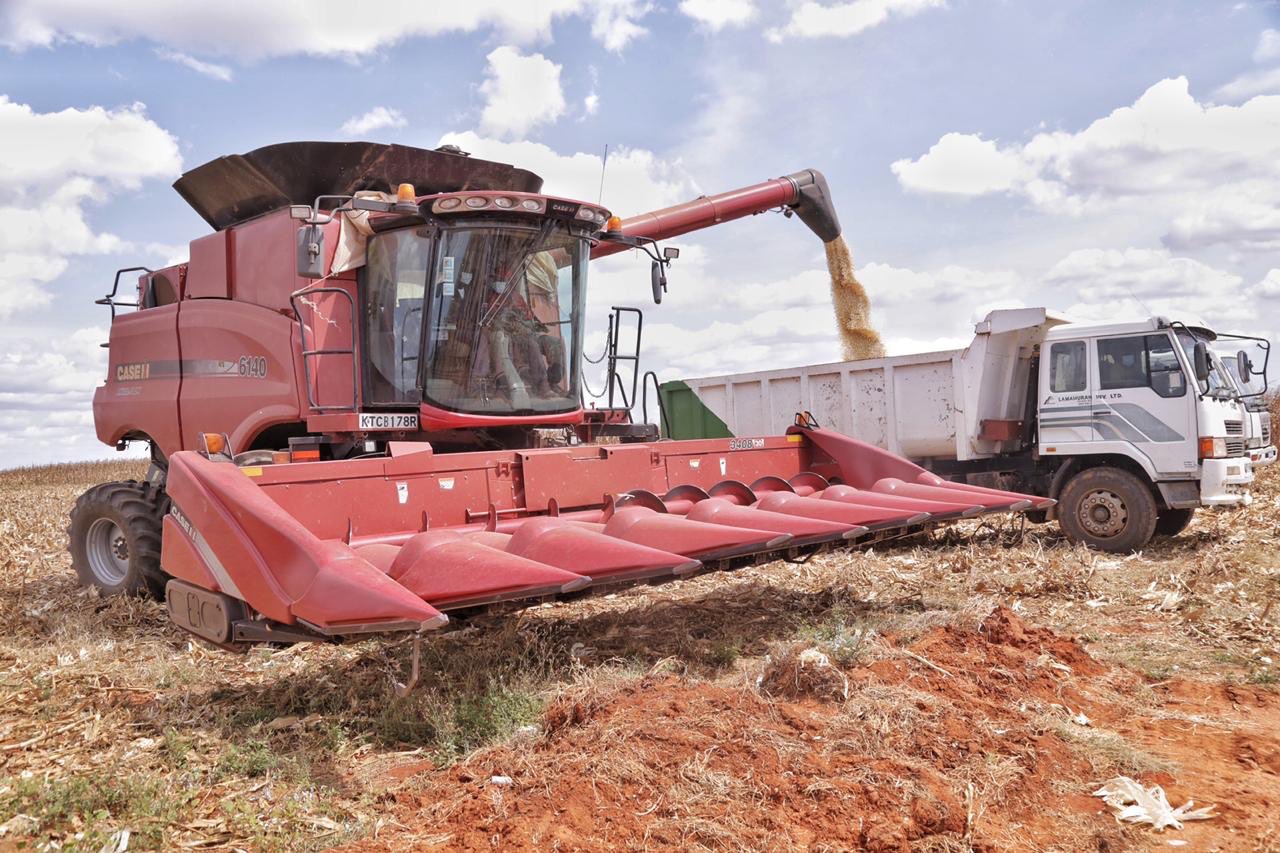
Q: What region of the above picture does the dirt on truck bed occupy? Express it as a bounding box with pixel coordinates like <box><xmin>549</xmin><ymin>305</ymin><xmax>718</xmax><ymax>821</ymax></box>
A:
<box><xmin>2</xmin><ymin>452</ymin><xmax>1280</xmax><ymax>851</ymax></box>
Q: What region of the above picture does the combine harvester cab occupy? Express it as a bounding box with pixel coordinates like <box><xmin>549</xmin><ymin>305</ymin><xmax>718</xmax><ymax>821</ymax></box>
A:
<box><xmin>162</xmin><ymin>425</ymin><xmax>1047</xmax><ymax>648</ymax></box>
<box><xmin>72</xmin><ymin>140</ymin><xmax>1049</xmax><ymax>655</ymax></box>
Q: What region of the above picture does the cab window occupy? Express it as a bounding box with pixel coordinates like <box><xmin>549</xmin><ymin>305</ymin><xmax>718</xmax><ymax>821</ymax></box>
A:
<box><xmin>1097</xmin><ymin>334</ymin><xmax>1186</xmax><ymax>398</ymax></box>
<box><xmin>1049</xmin><ymin>341</ymin><xmax>1086</xmax><ymax>393</ymax></box>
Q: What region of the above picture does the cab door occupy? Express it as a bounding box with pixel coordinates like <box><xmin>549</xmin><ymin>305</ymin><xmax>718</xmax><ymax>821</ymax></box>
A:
<box><xmin>1092</xmin><ymin>333</ymin><xmax>1195</xmax><ymax>476</ymax></box>
<box><xmin>1038</xmin><ymin>339</ymin><xmax>1095</xmax><ymax>449</ymax></box>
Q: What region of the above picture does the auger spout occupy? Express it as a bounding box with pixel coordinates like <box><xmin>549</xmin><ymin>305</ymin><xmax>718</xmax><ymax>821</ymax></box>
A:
<box><xmin>591</xmin><ymin>168</ymin><xmax>841</xmax><ymax>258</ymax></box>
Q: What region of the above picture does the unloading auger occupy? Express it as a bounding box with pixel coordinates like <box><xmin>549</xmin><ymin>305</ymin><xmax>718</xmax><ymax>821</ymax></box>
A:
<box><xmin>70</xmin><ymin>141</ymin><xmax>1049</xmax><ymax>653</ymax></box>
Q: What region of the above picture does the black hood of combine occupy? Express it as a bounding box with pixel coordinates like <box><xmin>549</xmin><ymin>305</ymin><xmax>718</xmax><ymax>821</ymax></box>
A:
<box><xmin>174</xmin><ymin>141</ymin><xmax>545</xmax><ymax>231</ymax></box>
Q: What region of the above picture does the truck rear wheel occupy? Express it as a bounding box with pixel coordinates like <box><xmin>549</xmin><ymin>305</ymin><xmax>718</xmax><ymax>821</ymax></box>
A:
<box><xmin>1154</xmin><ymin>507</ymin><xmax>1196</xmax><ymax>538</ymax></box>
<box><xmin>68</xmin><ymin>481</ymin><xmax>169</xmax><ymax>599</ymax></box>
<box><xmin>1057</xmin><ymin>467</ymin><xmax>1158</xmax><ymax>553</ymax></box>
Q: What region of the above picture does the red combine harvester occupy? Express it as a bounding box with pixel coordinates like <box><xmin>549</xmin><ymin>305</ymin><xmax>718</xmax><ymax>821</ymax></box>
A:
<box><xmin>71</xmin><ymin>141</ymin><xmax>1047</xmax><ymax>659</ymax></box>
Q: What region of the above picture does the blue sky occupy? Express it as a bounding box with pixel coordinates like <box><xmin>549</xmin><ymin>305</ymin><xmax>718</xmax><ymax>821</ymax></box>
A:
<box><xmin>1</xmin><ymin>0</ymin><xmax>1278</xmax><ymax>464</ymax></box>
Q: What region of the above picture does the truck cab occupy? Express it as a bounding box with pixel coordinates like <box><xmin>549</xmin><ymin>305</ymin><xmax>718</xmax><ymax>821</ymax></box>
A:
<box><xmin>1220</xmin><ymin>351</ymin><xmax>1275</xmax><ymax>467</ymax></box>
<box><xmin>1039</xmin><ymin>318</ymin><xmax>1253</xmax><ymax>516</ymax></box>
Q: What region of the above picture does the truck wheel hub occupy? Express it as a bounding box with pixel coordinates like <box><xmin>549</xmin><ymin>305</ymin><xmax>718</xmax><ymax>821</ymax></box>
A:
<box><xmin>1080</xmin><ymin>490</ymin><xmax>1127</xmax><ymax>538</ymax></box>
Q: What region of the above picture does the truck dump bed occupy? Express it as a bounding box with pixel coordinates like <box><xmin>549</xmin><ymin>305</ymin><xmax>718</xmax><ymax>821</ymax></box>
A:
<box><xmin>663</xmin><ymin>308</ymin><xmax>1067</xmax><ymax>464</ymax></box>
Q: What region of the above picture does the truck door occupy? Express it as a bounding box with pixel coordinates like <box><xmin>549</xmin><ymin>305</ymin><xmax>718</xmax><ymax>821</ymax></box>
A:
<box><xmin>1092</xmin><ymin>333</ymin><xmax>1194</xmax><ymax>476</ymax></box>
<box><xmin>1039</xmin><ymin>339</ymin><xmax>1094</xmax><ymax>447</ymax></box>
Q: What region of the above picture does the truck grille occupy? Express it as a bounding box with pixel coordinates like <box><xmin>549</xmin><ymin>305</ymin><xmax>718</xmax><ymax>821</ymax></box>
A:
<box><xmin>1226</xmin><ymin>437</ymin><xmax>1245</xmax><ymax>457</ymax></box>
<box><xmin>1225</xmin><ymin>420</ymin><xmax>1243</xmax><ymax>435</ymax></box>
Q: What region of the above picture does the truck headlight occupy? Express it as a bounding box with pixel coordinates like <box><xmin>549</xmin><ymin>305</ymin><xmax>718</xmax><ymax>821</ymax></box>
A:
<box><xmin>1198</xmin><ymin>436</ymin><xmax>1227</xmax><ymax>459</ymax></box>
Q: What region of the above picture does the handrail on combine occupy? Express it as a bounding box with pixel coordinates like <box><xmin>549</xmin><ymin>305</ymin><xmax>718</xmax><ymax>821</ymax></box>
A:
<box><xmin>289</xmin><ymin>285</ymin><xmax>360</xmax><ymax>413</ymax></box>
<box><xmin>96</xmin><ymin>266</ymin><xmax>154</xmax><ymax>319</ymax></box>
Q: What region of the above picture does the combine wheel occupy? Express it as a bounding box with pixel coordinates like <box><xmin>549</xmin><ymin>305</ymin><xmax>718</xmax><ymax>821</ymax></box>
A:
<box><xmin>1057</xmin><ymin>467</ymin><xmax>1157</xmax><ymax>553</ymax></box>
<box><xmin>68</xmin><ymin>481</ymin><xmax>168</xmax><ymax>599</ymax></box>
<box><xmin>1154</xmin><ymin>507</ymin><xmax>1195</xmax><ymax>538</ymax></box>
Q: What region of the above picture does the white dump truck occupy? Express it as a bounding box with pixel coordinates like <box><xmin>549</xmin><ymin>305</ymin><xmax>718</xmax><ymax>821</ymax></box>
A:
<box><xmin>659</xmin><ymin>307</ymin><xmax>1270</xmax><ymax>552</ymax></box>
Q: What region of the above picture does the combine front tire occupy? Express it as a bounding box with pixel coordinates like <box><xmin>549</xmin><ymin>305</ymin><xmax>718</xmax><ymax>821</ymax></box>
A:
<box><xmin>1057</xmin><ymin>467</ymin><xmax>1157</xmax><ymax>553</ymax></box>
<box><xmin>68</xmin><ymin>481</ymin><xmax>168</xmax><ymax>599</ymax></box>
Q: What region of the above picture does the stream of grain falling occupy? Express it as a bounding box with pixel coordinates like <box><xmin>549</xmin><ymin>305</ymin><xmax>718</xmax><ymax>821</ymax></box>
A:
<box><xmin>824</xmin><ymin>237</ymin><xmax>885</xmax><ymax>361</ymax></box>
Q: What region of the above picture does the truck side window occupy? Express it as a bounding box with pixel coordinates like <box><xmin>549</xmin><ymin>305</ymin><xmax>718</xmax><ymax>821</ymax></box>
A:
<box><xmin>1145</xmin><ymin>334</ymin><xmax>1186</xmax><ymax>398</ymax></box>
<box><xmin>1097</xmin><ymin>334</ymin><xmax>1186</xmax><ymax>398</ymax></box>
<box><xmin>1049</xmin><ymin>341</ymin><xmax>1086</xmax><ymax>392</ymax></box>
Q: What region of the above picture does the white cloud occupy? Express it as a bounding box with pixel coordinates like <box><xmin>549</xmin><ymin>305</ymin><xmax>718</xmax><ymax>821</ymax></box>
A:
<box><xmin>892</xmin><ymin>77</ymin><xmax>1280</xmax><ymax>251</ymax></box>
<box><xmin>339</xmin><ymin>106</ymin><xmax>407</xmax><ymax>137</ymax></box>
<box><xmin>0</xmin><ymin>326</ymin><xmax>120</xmax><ymax>465</ymax></box>
<box><xmin>1255</xmin><ymin>28</ymin><xmax>1280</xmax><ymax>63</ymax></box>
<box><xmin>0</xmin><ymin>97</ymin><xmax>181</xmax><ymax>317</ymax></box>
<box><xmin>1251</xmin><ymin>268</ymin><xmax>1280</xmax><ymax>298</ymax></box>
<box><xmin>1043</xmin><ymin>247</ymin><xmax>1263</xmax><ymax>331</ymax></box>
<box><xmin>891</xmin><ymin>133</ymin><xmax>1028</xmax><ymax>196</ymax></box>
<box><xmin>0</xmin><ymin>0</ymin><xmax>646</xmax><ymax>59</ymax></box>
<box><xmin>1214</xmin><ymin>66</ymin><xmax>1280</xmax><ymax>101</ymax></box>
<box><xmin>583</xmin><ymin>92</ymin><xmax>600</xmax><ymax>116</ymax></box>
<box><xmin>154</xmin><ymin>48</ymin><xmax>232</xmax><ymax>81</ymax></box>
<box><xmin>588</xmin><ymin>0</ymin><xmax>652</xmax><ymax>52</ymax></box>
<box><xmin>766</xmin><ymin>0</ymin><xmax>946</xmax><ymax>42</ymax></box>
<box><xmin>478</xmin><ymin>46</ymin><xmax>567</xmax><ymax>139</ymax></box>
<box><xmin>679</xmin><ymin>0</ymin><xmax>756</xmax><ymax>30</ymax></box>
<box><xmin>438</xmin><ymin>131</ymin><xmax>695</xmax><ymax>216</ymax></box>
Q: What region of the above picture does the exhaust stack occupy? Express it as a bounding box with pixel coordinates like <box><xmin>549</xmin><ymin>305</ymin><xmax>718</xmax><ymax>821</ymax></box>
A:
<box><xmin>591</xmin><ymin>168</ymin><xmax>842</xmax><ymax>258</ymax></box>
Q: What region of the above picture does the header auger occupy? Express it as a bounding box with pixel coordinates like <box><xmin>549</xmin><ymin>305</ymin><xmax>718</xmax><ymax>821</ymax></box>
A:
<box><xmin>71</xmin><ymin>140</ymin><xmax>1048</xmax><ymax>653</ymax></box>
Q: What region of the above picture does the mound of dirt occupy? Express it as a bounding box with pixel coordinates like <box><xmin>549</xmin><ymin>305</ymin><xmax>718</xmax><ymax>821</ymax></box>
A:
<box><xmin>344</xmin><ymin>607</ymin><xmax>1280</xmax><ymax>851</ymax></box>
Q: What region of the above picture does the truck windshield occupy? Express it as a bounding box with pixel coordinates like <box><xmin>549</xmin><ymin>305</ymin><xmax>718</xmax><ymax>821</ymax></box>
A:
<box><xmin>1175</xmin><ymin>330</ymin><xmax>1232</xmax><ymax>398</ymax></box>
<box><xmin>362</xmin><ymin>222</ymin><xmax>585</xmax><ymax>414</ymax></box>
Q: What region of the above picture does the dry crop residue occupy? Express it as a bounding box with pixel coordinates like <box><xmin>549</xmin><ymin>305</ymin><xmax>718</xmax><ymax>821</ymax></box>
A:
<box><xmin>5</xmin><ymin>413</ymin><xmax>1280</xmax><ymax>850</ymax></box>
<box><xmin>353</xmin><ymin>607</ymin><xmax>1280</xmax><ymax>851</ymax></box>
<box><xmin>825</xmin><ymin>236</ymin><xmax>885</xmax><ymax>361</ymax></box>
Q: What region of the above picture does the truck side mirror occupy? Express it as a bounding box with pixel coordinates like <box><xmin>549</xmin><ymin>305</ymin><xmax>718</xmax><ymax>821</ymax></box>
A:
<box><xmin>1238</xmin><ymin>349</ymin><xmax>1253</xmax><ymax>379</ymax></box>
<box><xmin>297</xmin><ymin>224</ymin><xmax>326</xmax><ymax>279</ymax></box>
<box><xmin>651</xmin><ymin>260</ymin><xmax>666</xmax><ymax>305</ymax></box>
<box><xmin>1192</xmin><ymin>341</ymin><xmax>1210</xmax><ymax>382</ymax></box>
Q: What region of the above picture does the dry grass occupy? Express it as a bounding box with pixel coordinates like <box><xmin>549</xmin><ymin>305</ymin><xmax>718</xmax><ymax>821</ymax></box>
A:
<box><xmin>2</xmin><ymin>436</ymin><xmax>1280</xmax><ymax>849</ymax></box>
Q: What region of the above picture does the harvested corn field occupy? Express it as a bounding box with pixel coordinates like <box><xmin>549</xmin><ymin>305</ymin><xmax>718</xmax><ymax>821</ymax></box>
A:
<box><xmin>3</xmin><ymin>456</ymin><xmax>1280</xmax><ymax>851</ymax></box>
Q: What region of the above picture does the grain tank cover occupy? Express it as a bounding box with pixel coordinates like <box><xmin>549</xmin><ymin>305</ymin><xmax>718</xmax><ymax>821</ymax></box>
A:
<box><xmin>174</xmin><ymin>141</ymin><xmax>545</xmax><ymax>230</ymax></box>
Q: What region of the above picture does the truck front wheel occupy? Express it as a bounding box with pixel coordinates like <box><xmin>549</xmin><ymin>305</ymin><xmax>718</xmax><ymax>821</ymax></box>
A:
<box><xmin>1154</xmin><ymin>507</ymin><xmax>1196</xmax><ymax>538</ymax></box>
<box><xmin>1058</xmin><ymin>467</ymin><xmax>1158</xmax><ymax>553</ymax></box>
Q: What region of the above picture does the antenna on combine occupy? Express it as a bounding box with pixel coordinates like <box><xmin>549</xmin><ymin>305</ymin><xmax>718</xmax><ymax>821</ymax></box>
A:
<box><xmin>597</xmin><ymin>143</ymin><xmax>609</xmax><ymax>203</ymax></box>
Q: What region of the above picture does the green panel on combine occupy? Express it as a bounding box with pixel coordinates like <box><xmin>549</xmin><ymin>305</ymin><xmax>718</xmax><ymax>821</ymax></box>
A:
<box><xmin>658</xmin><ymin>381</ymin><xmax>735</xmax><ymax>440</ymax></box>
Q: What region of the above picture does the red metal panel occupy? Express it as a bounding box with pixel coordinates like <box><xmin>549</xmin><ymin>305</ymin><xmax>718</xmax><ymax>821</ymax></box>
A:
<box><xmin>231</xmin><ymin>211</ymin><xmax>306</xmax><ymax>312</ymax></box>
<box><xmin>186</xmin><ymin>231</ymin><xmax>231</xmax><ymax>299</ymax></box>
<box><xmin>520</xmin><ymin>445</ymin><xmax>658</xmax><ymax>511</ymax></box>
<box><xmin>159</xmin><ymin>515</ymin><xmax>217</xmax><ymax>588</ymax></box>
<box><xmin>177</xmin><ymin>300</ymin><xmax>303</xmax><ymax>452</ymax></box>
<box><xmin>93</xmin><ymin>304</ymin><xmax>184</xmax><ymax>457</ymax></box>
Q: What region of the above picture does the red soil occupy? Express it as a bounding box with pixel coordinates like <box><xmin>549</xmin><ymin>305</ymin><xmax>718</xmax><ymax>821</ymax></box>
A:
<box><xmin>346</xmin><ymin>607</ymin><xmax>1280</xmax><ymax>851</ymax></box>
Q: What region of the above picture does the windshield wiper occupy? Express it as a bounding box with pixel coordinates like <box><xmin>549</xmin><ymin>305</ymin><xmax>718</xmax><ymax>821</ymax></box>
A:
<box><xmin>480</xmin><ymin>220</ymin><xmax>557</xmax><ymax>328</ymax></box>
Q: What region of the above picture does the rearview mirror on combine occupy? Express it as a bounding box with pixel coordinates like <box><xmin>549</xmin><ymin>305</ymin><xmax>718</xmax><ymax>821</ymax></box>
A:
<box><xmin>663</xmin><ymin>246</ymin><xmax>681</xmax><ymax>260</ymax></box>
<box><xmin>1193</xmin><ymin>341</ymin><xmax>1210</xmax><ymax>383</ymax></box>
<box><xmin>296</xmin><ymin>224</ymin><xmax>325</xmax><ymax>279</ymax></box>
<box><xmin>289</xmin><ymin>204</ymin><xmax>313</xmax><ymax>220</ymax></box>
<box><xmin>651</xmin><ymin>260</ymin><xmax>666</xmax><ymax>304</ymax></box>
